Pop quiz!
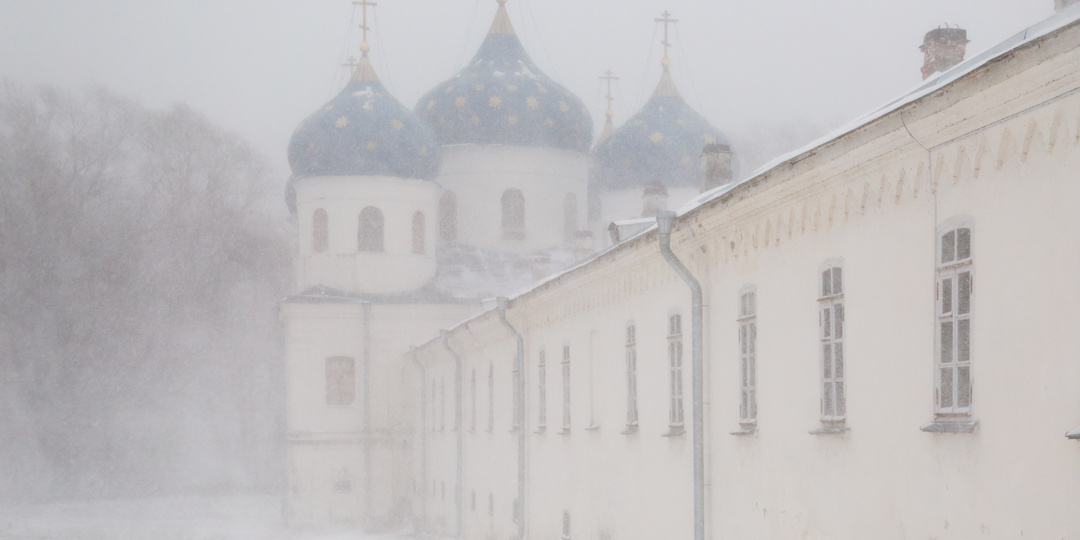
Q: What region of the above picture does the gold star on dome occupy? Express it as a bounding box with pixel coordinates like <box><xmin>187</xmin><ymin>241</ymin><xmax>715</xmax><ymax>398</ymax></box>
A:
<box><xmin>323</xmin><ymin>105</ymin><xmax>334</xmax><ymax>112</ymax></box>
<box><xmin>508</xmin><ymin>116</ymin><xmax>519</xmax><ymax>125</ymax></box>
<box><xmin>526</xmin><ymin>97</ymin><xmax>539</xmax><ymax>109</ymax></box>
<box><xmin>703</xmin><ymin>134</ymin><xmax>715</xmax><ymax>144</ymax></box>
<box><xmin>420</xmin><ymin>146</ymin><xmax>429</xmax><ymax>156</ymax></box>
<box><xmin>681</xmin><ymin>156</ymin><xmax>693</xmax><ymax>166</ymax></box>
<box><xmin>675</xmin><ymin>119</ymin><xmax>685</xmax><ymax>125</ymax></box>
<box><xmin>391</xmin><ymin>119</ymin><xmax>403</xmax><ymax>130</ymax></box>
<box><xmin>471</xmin><ymin>115</ymin><xmax>481</xmax><ymax>125</ymax></box>
<box><xmin>454</xmin><ymin>97</ymin><xmax>466</xmax><ymax>108</ymax></box>
<box><xmin>489</xmin><ymin>96</ymin><xmax>502</xmax><ymax>108</ymax></box>
<box><xmin>557</xmin><ymin>101</ymin><xmax>570</xmax><ymax>112</ymax></box>
<box><xmin>475</xmin><ymin>84</ymin><xmax>485</xmax><ymax>91</ymax></box>
<box><xmin>444</xmin><ymin>86</ymin><xmax>454</xmax><ymax>94</ymax></box>
<box><xmin>426</xmin><ymin>100</ymin><xmax>436</xmax><ymax>111</ymax></box>
<box><xmin>437</xmin><ymin>117</ymin><xmax>447</xmax><ymax>126</ymax></box>
<box><xmin>365</xmin><ymin>141</ymin><xmax>377</xmax><ymax>151</ymax></box>
<box><xmin>633</xmin><ymin>120</ymin><xmax>644</xmax><ymax>126</ymax></box>
<box><xmin>544</xmin><ymin>117</ymin><xmax>554</xmax><ymax>126</ymax></box>
<box><xmin>507</xmin><ymin>84</ymin><xmax>518</xmax><ymax>91</ymax></box>
<box><xmin>335</xmin><ymin>117</ymin><xmax>350</xmax><ymax>128</ymax></box>
<box><xmin>538</xmin><ymin>86</ymin><xmax>549</xmax><ymax>94</ymax></box>
<box><xmin>649</xmin><ymin>132</ymin><xmax>664</xmax><ymax>143</ymax></box>
<box><xmin>307</xmin><ymin>142</ymin><xmax>317</xmax><ymax>153</ymax></box>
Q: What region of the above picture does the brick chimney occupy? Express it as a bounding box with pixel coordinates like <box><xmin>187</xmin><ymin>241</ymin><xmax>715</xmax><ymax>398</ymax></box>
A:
<box><xmin>1057</xmin><ymin>0</ymin><xmax>1080</xmax><ymax>11</ymax></box>
<box><xmin>920</xmin><ymin>27</ymin><xmax>969</xmax><ymax>80</ymax></box>
<box><xmin>700</xmin><ymin>143</ymin><xmax>733</xmax><ymax>193</ymax></box>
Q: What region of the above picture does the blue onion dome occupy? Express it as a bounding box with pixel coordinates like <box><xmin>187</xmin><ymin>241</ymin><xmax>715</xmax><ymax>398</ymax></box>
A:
<box><xmin>592</xmin><ymin>64</ymin><xmax>728</xmax><ymax>191</ymax></box>
<box><xmin>415</xmin><ymin>2</ymin><xmax>593</xmax><ymax>152</ymax></box>
<box><xmin>288</xmin><ymin>55</ymin><xmax>440</xmax><ymax>180</ymax></box>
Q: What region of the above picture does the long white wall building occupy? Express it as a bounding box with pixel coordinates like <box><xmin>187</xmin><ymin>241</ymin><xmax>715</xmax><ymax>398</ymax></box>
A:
<box><xmin>408</xmin><ymin>7</ymin><xmax>1080</xmax><ymax>539</ymax></box>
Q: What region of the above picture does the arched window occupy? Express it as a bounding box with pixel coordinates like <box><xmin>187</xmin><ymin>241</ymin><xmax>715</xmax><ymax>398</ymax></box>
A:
<box><xmin>439</xmin><ymin>191</ymin><xmax>457</xmax><ymax>242</ymax></box>
<box><xmin>501</xmin><ymin>188</ymin><xmax>525</xmax><ymax>239</ymax></box>
<box><xmin>358</xmin><ymin>206</ymin><xmax>384</xmax><ymax>252</ymax></box>
<box><xmin>563</xmin><ymin>193</ymin><xmax>578</xmax><ymax>241</ymax></box>
<box><xmin>412</xmin><ymin>212</ymin><xmax>426</xmax><ymax>254</ymax></box>
<box><xmin>313</xmin><ymin>208</ymin><xmax>329</xmax><ymax>253</ymax></box>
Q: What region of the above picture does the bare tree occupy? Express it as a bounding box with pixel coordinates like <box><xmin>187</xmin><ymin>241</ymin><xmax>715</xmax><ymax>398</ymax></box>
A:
<box><xmin>0</xmin><ymin>81</ymin><xmax>290</xmax><ymax>503</ymax></box>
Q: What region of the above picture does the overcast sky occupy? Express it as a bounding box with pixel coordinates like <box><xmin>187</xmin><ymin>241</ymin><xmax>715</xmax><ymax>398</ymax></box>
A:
<box><xmin>0</xmin><ymin>0</ymin><xmax>1054</xmax><ymax>194</ymax></box>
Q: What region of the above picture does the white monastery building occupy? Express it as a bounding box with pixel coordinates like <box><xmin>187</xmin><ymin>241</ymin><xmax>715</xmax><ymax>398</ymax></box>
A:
<box><xmin>282</xmin><ymin>1</ymin><xmax>1080</xmax><ymax>538</ymax></box>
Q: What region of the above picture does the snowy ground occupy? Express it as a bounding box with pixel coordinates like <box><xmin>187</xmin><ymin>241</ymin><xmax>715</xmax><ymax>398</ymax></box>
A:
<box><xmin>0</xmin><ymin>495</ymin><xmax>402</xmax><ymax>540</ymax></box>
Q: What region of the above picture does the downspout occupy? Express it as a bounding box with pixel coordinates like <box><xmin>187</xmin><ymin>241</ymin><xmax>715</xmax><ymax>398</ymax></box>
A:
<box><xmin>497</xmin><ymin>297</ymin><xmax>526</xmax><ymax>540</ymax></box>
<box><xmin>656</xmin><ymin>210</ymin><xmax>706</xmax><ymax>540</ymax></box>
<box><xmin>362</xmin><ymin>301</ymin><xmax>372</xmax><ymax>530</ymax></box>
<box><xmin>410</xmin><ymin>346</ymin><xmax>427</xmax><ymax>533</ymax></box>
<box><xmin>441</xmin><ymin>330</ymin><xmax>464</xmax><ymax>538</ymax></box>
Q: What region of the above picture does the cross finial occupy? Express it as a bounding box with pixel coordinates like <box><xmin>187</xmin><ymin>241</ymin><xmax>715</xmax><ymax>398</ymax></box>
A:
<box><xmin>352</xmin><ymin>0</ymin><xmax>378</xmax><ymax>55</ymax></box>
<box><xmin>599</xmin><ymin>70</ymin><xmax>619</xmax><ymax>115</ymax></box>
<box><xmin>654</xmin><ymin>11</ymin><xmax>678</xmax><ymax>65</ymax></box>
<box><xmin>341</xmin><ymin>56</ymin><xmax>358</xmax><ymax>77</ymax></box>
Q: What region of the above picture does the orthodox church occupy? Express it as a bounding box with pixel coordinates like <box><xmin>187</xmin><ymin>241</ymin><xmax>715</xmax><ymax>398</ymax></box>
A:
<box><xmin>281</xmin><ymin>0</ymin><xmax>730</xmax><ymax>531</ymax></box>
<box><xmin>284</xmin><ymin>1</ymin><xmax>1080</xmax><ymax>538</ymax></box>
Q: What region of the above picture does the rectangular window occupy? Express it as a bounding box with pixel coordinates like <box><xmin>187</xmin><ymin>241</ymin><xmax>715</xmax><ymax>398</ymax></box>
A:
<box><xmin>487</xmin><ymin>363</ymin><xmax>494</xmax><ymax>432</ymax></box>
<box><xmin>739</xmin><ymin>289</ymin><xmax>757</xmax><ymax>426</ymax></box>
<box><xmin>326</xmin><ymin>356</ymin><xmax>355</xmax><ymax>406</ymax></box>
<box><xmin>668</xmin><ymin>314</ymin><xmax>685</xmax><ymax>428</ymax></box>
<box><xmin>470</xmin><ymin>369</ymin><xmax>477</xmax><ymax>432</ymax></box>
<box><xmin>561</xmin><ymin>345</ymin><xmax>571</xmax><ymax>433</ymax></box>
<box><xmin>937</xmin><ymin>226</ymin><xmax>973</xmax><ymax>415</ymax></box>
<box><xmin>537</xmin><ymin>349</ymin><xmax>547</xmax><ymax>431</ymax></box>
<box><xmin>819</xmin><ymin>265</ymin><xmax>845</xmax><ymax>425</ymax></box>
<box><xmin>625</xmin><ymin>324</ymin><xmax>639</xmax><ymax>430</ymax></box>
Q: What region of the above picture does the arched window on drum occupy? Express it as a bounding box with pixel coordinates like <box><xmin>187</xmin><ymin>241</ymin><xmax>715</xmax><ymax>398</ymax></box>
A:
<box><xmin>501</xmin><ymin>189</ymin><xmax>525</xmax><ymax>240</ymax></box>
<box><xmin>358</xmin><ymin>207</ymin><xmax>384</xmax><ymax>252</ymax></box>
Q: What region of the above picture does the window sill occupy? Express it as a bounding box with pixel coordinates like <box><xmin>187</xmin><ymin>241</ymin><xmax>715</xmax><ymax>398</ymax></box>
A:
<box><xmin>584</xmin><ymin>424</ymin><xmax>601</xmax><ymax>432</ymax></box>
<box><xmin>662</xmin><ymin>425</ymin><xmax>686</xmax><ymax>438</ymax></box>
<box><xmin>808</xmin><ymin>424</ymin><xmax>848</xmax><ymax>436</ymax></box>
<box><xmin>558</xmin><ymin>428</ymin><xmax>571</xmax><ymax>436</ymax></box>
<box><xmin>1065</xmin><ymin>426</ymin><xmax>1080</xmax><ymax>440</ymax></box>
<box><xmin>920</xmin><ymin>419</ymin><xmax>978</xmax><ymax>433</ymax></box>
<box><xmin>534</xmin><ymin>426</ymin><xmax>546</xmax><ymax>435</ymax></box>
<box><xmin>730</xmin><ymin>424</ymin><xmax>757</xmax><ymax>436</ymax></box>
<box><xmin>620</xmin><ymin>424</ymin><xmax>639</xmax><ymax>435</ymax></box>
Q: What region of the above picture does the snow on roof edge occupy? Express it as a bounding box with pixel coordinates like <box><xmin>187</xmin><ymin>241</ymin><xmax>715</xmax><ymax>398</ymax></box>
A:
<box><xmin>678</xmin><ymin>4</ymin><xmax>1080</xmax><ymax>216</ymax></box>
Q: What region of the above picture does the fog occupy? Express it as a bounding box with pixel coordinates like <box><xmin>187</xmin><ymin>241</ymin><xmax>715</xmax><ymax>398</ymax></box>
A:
<box><xmin>0</xmin><ymin>0</ymin><xmax>1059</xmax><ymax>537</ymax></box>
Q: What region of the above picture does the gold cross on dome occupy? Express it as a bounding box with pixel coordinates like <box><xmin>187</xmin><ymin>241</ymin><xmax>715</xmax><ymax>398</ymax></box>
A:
<box><xmin>352</xmin><ymin>0</ymin><xmax>378</xmax><ymax>48</ymax></box>
<box><xmin>341</xmin><ymin>56</ymin><xmax>358</xmax><ymax>77</ymax></box>
<box><xmin>599</xmin><ymin>70</ymin><xmax>618</xmax><ymax>112</ymax></box>
<box><xmin>654</xmin><ymin>11</ymin><xmax>678</xmax><ymax>60</ymax></box>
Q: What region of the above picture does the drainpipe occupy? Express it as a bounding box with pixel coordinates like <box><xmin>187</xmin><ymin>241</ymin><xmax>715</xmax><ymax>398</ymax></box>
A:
<box><xmin>410</xmin><ymin>346</ymin><xmax>427</xmax><ymax>534</ymax></box>
<box><xmin>362</xmin><ymin>301</ymin><xmax>372</xmax><ymax>531</ymax></box>
<box><xmin>497</xmin><ymin>296</ymin><xmax>526</xmax><ymax>540</ymax></box>
<box><xmin>441</xmin><ymin>330</ymin><xmax>464</xmax><ymax>538</ymax></box>
<box><xmin>656</xmin><ymin>210</ymin><xmax>706</xmax><ymax>540</ymax></box>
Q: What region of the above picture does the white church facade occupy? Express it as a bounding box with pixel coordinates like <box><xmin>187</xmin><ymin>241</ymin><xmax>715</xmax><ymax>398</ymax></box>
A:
<box><xmin>282</xmin><ymin>2</ymin><xmax>1080</xmax><ymax>538</ymax></box>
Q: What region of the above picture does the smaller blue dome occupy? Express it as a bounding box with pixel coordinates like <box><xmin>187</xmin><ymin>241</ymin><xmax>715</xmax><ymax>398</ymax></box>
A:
<box><xmin>289</xmin><ymin>56</ymin><xmax>440</xmax><ymax>180</ymax></box>
<box><xmin>415</xmin><ymin>4</ymin><xmax>592</xmax><ymax>152</ymax></box>
<box><xmin>592</xmin><ymin>68</ymin><xmax>728</xmax><ymax>192</ymax></box>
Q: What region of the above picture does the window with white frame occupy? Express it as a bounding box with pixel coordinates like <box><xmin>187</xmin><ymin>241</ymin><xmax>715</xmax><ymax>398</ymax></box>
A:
<box><xmin>668</xmin><ymin>314</ymin><xmax>685</xmax><ymax>429</ymax></box>
<box><xmin>937</xmin><ymin>225</ymin><xmax>972</xmax><ymax>415</ymax></box>
<box><xmin>537</xmin><ymin>349</ymin><xmax>547</xmax><ymax>431</ymax></box>
<box><xmin>739</xmin><ymin>288</ymin><xmax>757</xmax><ymax>426</ymax></box>
<box><xmin>819</xmin><ymin>264</ymin><xmax>846</xmax><ymax>425</ymax></box>
<box><xmin>625</xmin><ymin>324</ymin><xmax>639</xmax><ymax>430</ymax></box>
<box><xmin>470</xmin><ymin>368</ymin><xmax>477</xmax><ymax>432</ymax></box>
<box><xmin>561</xmin><ymin>345</ymin><xmax>571</xmax><ymax>433</ymax></box>
<box><xmin>487</xmin><ymin>363</ymin><xmax>494</xmax><ymax>432</ymax></box>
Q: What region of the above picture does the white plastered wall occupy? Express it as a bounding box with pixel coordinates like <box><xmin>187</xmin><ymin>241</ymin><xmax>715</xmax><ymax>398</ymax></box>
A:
<box><xmin>294</xmin><ymin>175</ymin><xmax>438</xmax><ymax>294</ymax></box>
<box><xmin>436</xmin><ymin>145</ymin><xmax>589</xmax><ymax>253</ymax></box>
